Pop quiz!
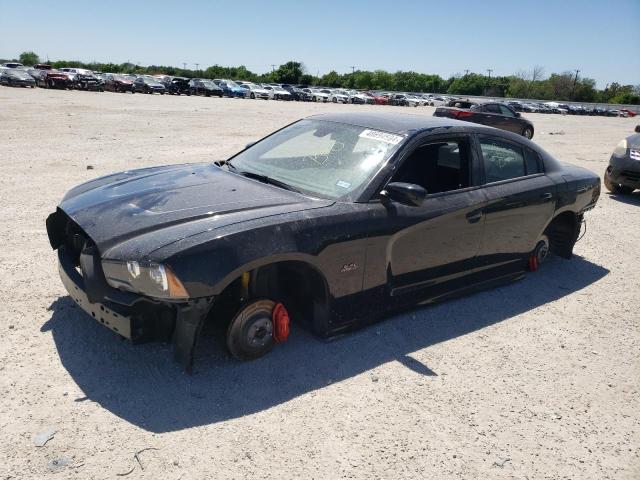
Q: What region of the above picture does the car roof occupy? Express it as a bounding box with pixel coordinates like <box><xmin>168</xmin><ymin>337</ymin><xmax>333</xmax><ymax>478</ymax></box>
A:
<box><xmin>307</xmin><ymin>112</ymin><xmax>479</xmax><ymax>135</ymax></box>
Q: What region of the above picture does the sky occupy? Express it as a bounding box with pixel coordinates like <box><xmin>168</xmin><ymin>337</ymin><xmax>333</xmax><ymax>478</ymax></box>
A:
<box><xmin>1</xmin><ymin>0</ymin><xmax>639</xmax><ymax>88</ymax></box>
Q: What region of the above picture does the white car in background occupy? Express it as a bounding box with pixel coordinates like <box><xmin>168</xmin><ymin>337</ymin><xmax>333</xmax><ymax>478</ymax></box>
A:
<box><xmin>241</xmin><ymin>83</ymin><xmax>270</xmax><ymax>99</ymax></box>
<box><xmin>310</xmin><ymin>88</ymin><xmax>331</xmax><ymax>103</ymax></box>
<box><xmin>347</xmin><ymin>90</ymin><xmax>373</xmax><ymax>104</ymax></box>
<box><xmin>431</xmin><ymin>96</ymin><xmax>450</xmax><ymax>107</ymax></box>
<box><xmin>407</xmin><ymin>94</ymin><xmax>429</xmax><ymax>106</ymax></box>
<box><xmin>329</xmin><ymin>89</ymin><xmax>350</xmax><ymax>103</ymax></box>
<box><xmin>271</xmin><ymin>85</ymin><xmax>292</xmax><ymax>100</ymax></box>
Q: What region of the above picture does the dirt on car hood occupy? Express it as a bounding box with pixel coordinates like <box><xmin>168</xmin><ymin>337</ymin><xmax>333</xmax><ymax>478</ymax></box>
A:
<box><xmin>59</xmin><ymin>163</ymin><xmax>332</xmax><ymax>256</ymax></box>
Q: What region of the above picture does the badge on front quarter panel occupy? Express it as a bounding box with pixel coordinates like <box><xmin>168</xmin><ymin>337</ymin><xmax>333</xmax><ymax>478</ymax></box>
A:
<box><xmin>341</xmin><ymin>263</ymin><xmax>359</xmax><ymax>273</ymax></box>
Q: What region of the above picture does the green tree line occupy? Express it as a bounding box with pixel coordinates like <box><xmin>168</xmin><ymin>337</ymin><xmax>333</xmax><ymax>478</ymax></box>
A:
<box><xmin>6</xmin><ymin>52</ymin><xmax>639</xmax><ymax>104</ymax></box>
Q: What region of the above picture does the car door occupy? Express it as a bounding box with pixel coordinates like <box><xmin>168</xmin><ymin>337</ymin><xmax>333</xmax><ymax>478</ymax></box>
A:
<box><xmin>363</xmin><ymin>134</ymin><xmax>487</xmax><ymax>301</ymax></box>
<box><xmin>475</xmin><ymin>134</ymin><xmax>556</xmax><ymax>267</ymax></box>
<box><xmin>474</xmin><ymin>103</ymin><xmax>502</xmax><ymax>128</ymax></box>
<box><xmin>498</xmin><ymin>104</ymin><xmax>522</xmax><ymax>133</ymax></box>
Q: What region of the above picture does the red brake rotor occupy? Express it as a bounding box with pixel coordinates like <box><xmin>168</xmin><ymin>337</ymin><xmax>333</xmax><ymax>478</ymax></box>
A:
<box><xmin>272</xmin><ymin>303</ymin><xmax>290</xmax><ymax>343</ymax></box>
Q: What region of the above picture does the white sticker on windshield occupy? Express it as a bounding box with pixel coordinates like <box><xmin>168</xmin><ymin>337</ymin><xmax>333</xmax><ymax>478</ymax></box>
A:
<box><xmin>359</xmin><ymin>129</ymin><xmax>404</xmax><ymax>145</ymax></box>
<box><xmin>336</xmin><ymin>180</ymin><xmax>352</xmax><ymax>189</ymax></box>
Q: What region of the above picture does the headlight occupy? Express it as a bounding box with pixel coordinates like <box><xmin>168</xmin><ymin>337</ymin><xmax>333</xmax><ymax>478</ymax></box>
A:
<box><xmin>613</xmin><ymin>139</ymin><xmax>628</xmax><ymax>156</ymax></box>
<box><xmin>102</xmin><ymin>260</ymin><xmax>189</xmax><ymax>299</ymax></box>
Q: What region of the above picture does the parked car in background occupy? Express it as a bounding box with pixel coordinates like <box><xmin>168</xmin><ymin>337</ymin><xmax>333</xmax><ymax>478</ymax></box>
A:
<box><xmin>38</xmin><ymin>70</ymin><xmax>74</xmax><ymax>89</ymax></box>
<box><xmin>619</xmin><ymin>109</ymin><xmax>637</xmax><ymax>118</ymax></box>
<box><xmin>103</xmin><ymin>74</ymin><xmax>135</xmax><ymax>93</ymax></box>
<box><xmin>188</xmin><ymin>78</ymin><xmax>223</xmax><ymax>97</ymax></box>
<box><xmin>446</xmin><ymin>98</ymin><xmax>478</xmax><ymax>109</ymax></box>
<box><xmin>1</xmin><ymin>62</ymin><xmax>24</xmax><ymax>69</ymax></box>
<box><xmin>310</xmin><ymin>88</ymin><xmax>331</xmax><ymax>102</ymax></box>
<box><xmin>213</xmin><ymin>79</ymin><xmax>245</xmax><ymax>98</ymax></box>
<box><xmin>346</xmin><ymin>90</ymin><xmax>371</xmax><ymax>104</ymax></box>
<box><xmin>367</xmin><ymin>92</ymin><xmax>389</xmax><ymax>105</ymax></box>
<box><xmin>45</xmin><ymin>112</ymin><xmax>600</xmax><ymax>367</ymax></box>
<box><xmin>271</xmin><ymin>85</ymin><xmax>292</xmax><ymax>100</ymax></box>
<box><xmin>242</xmin><ymin>83</ymin><xmax>270</xmax><ymax>99</ymax></box>
<box><xmin>390</xmin><ymin>94</ymin><xmax>419</xmax><ymax>107</ymax></box>
<box><xmin>289</xmin><ymin>86</ymin><xmax>311</xmax><ymax>101</ymax></box>
<box><xmin>329</xmin><ymin>90</ymin><xmax>350</xmax><ymax>103</ymax></box>
<box><xmin>604</xmin><ymin>125</ymin><xmax>640</xmax><ymax>195</ymax></box>
<box><xmin>0</xmin><ymin>68</ymin><xmax>36</xmax><ymax>87</ymax></box>
<box><xmin>165</xmin><ymin>77</ymin><xmax>191</xmax><ymax>95</ymax></box>
<box><xmin>75</xmin><ymin>69</ymin><xmax>105</xmax><ymax>91</ymax></box>
<box><xmin>133</xmin><ymin>76</ymin><xmax>166</xmax><ymax>94</ymax></box>
<box><xmin>435</xmin><ymin>102</ymin><xmax>535</xmax><ymax>139</ymax></box>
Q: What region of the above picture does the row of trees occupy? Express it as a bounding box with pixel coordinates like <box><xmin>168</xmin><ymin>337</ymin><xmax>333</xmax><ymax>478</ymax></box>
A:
<box><xmin>8</xmin><ymin>52</ymin><xmax>640</xmax><ymax>104</ymax></box>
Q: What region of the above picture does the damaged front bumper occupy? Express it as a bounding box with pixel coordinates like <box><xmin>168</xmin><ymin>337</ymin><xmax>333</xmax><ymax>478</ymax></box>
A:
<box><xmin>607</xmin><ymin>154</ymin><xmax>640</xmax><ymax>189</ymax></box>
<box><xmin>57</xmin><ymin>246</ymin><xmax>175</xmax><ymax>342</ymax></box>
<box><xmin>56</xmin><ymin>245</ymin><xmax>213</xmax><ymax>370</ymax></box>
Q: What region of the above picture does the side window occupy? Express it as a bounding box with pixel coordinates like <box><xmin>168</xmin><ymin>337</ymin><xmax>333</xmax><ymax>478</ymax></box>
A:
<box><xmin>479</xmin><ymin>137</ymin><xmax>526</xmax><ymax>183</ymax></box>
<box><xmin>484</xmin><ymin>104</ymin><xmax>501</xmax><ymax>114</ymax></box>
<box><xmin>524</xmin><ymin>147</ymin><xmax>543</xmax><ymax>174</ymax></box>
<box><xmin>391</xmin><ymin>139</ymin><xmax>471</xmax><ymax>194</ymax></box>
<box><xmin>499</xmin><ymin>105</ymin><xmax>515</xmax><ymax>117</ymax></box>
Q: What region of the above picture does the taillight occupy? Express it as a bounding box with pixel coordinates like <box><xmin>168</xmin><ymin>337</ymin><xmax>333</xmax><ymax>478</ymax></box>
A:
<box><xmin>454</xmin><ymin>110</ymin><xmax>474</xmax><ymax>118</ymax></box>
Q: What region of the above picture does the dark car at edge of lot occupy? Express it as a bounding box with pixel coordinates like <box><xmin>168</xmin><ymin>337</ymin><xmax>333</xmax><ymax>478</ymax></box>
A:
<box><xmin>0</xmin><ymin>68</ymin><xmax>36</xmax><ymax>87</ymax></box>
<box><xmin>604</xmin><ymin>125</ymin><xmax>640</xmax><ymax>195</ymax></box>
<box><xmin>164</xmin><ymin>76</ymin><xmax>191</xmax><ymax>95</ymax></box>
<box><xmin>45</xmin><ymin>113</ymin><xmax>600</xmax><ymax>369</ymax></box>
<box><xmin>103</xmin><ymin>74</ymin><xmax>135</xmax><ymax>93</ymax></box>
<box><xmin>189</xmin><ymin>78</ymin><xmax>223</xmax><ymax>97</ymax></box>
<box><xmin>132</xmin><ymin>76</ymin><xmax>166</xmax><ymax>94</ymax></box>
<box><xmin>434</xmin><ymin>101</ymin><xmax>535</xmax><ymax>139</ymax></box>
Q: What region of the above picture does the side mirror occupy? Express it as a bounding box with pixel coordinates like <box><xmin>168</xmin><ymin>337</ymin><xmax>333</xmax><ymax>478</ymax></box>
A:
<box><xmin>515</xmin><ymin>111</ymin><xmax>521</xmax><ymax>117</ymax></box>
<box><xmin>635</xmin><ymin>125</ymin><xmax>640</xmax><ymax>133</ymax></box>
<box><xmin>245</xmin><ymin>141</ymin><xmax>256</xmax><ymax>150</ymax></box>
<box><xmin>381</xmin><ymin>182</ymin><xmax>427</xmax><ymax>207</ymax></box>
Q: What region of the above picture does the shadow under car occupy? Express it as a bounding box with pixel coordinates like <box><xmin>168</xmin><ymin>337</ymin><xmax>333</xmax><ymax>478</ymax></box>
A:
<box><xmin>42</xmin><ymin>254</ymin><xmax>608</xmax><ymax>433</ymax></box>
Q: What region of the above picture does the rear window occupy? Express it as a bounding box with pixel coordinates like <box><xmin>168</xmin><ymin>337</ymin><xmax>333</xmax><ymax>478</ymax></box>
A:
<box><xmin>524</xmin><ymin>147</ymin><xmax>543</xmax><ymax>174</ymax></box>
<box><xmin>479</xmin><ymin>137</ymin><xmax>525</xmax><ymax>182</ymax></box>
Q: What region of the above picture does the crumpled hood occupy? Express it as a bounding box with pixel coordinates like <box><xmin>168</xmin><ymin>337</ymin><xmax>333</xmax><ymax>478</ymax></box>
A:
<box><xmin>626</xmin><ymin>132</ymin><xmax>640</xmax><ymax>150</ymax></box>
<box><xmin>59</xmin><ymin>163</ymin><xmax>332</xmax><ymax>257</ymax></box>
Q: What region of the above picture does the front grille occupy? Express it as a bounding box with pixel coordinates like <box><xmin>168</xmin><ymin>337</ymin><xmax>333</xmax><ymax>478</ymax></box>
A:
<box><xmin>621</xmin><ymin>170</ymin><xmax>640</xmax><ymax>182</ymax></box>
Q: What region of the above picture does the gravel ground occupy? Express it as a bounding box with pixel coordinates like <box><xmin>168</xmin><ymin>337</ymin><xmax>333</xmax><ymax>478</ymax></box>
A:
<box><xmin>0</xmin><ymin>87</ymin><xmax>638</xmax><ymax>480</ymax></box>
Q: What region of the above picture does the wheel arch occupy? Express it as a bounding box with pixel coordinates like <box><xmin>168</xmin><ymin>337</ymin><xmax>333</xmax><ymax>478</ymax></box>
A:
<box><xmin>211</xmin><ymin>257</ymin><xmax>332</xmax><ymax>335</ymax></box>
<box><xmin>543</xmin><ymin>210</ymin><xmax>581</xmax><ymax>258</ymax></box>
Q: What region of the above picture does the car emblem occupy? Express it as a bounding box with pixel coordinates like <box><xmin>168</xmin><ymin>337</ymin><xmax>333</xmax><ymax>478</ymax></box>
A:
<box><xmin>341</xmin><ymin>263</ymin><xmax>358</xmax><ymax>273</ymax></box>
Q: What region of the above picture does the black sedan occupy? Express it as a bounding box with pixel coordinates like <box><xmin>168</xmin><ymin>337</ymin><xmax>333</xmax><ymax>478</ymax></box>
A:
<box><xmin>435</xmin><ymin>102</ymin><xmax>535</xmax><ymax>139</ymax></box>
<box><xmin>0</xmin><ymin>68</ymin><xmax>36</xmax><ymax>87</ymax></box>
<box><xmin>132</xmin><ymin>76</ymin><xmax>166</xmax><ymax>94</ymax></box>
<box><xmin>188</xmin><ymin>78</ymin><xmax>223</xmax><ymax>97</ymax></box>
<box><xmin>46</xmin><ymin>113</ymin><xmax>600</xmax><ymax>369</ymax></box>
<box><xmin>604</xmin><ymin>125</ymin><xmax>640</xmax><ymax>195</ymax></box>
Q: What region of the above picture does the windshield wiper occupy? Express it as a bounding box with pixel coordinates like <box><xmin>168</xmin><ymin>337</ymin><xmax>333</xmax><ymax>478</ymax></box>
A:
<box><xmin>214</xmin><ymin>160</ymin><xmax>238</xmax><ymax>172</ymax></box>
<box><xmin>237</xmin><ymin>170</ymin><xmax>301</xmax><ymax>193</ymax></box>
<box><xmin>218</xmin><ymin>160</ymin><xmax>300</xmax><ymax>193</ymax></box>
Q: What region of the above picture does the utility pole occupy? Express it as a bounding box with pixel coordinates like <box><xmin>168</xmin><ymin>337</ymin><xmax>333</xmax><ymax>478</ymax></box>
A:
<box><xmin>195</xmin><ymin>63</ymin><xmax>199</xmax><ymax>72</ymax></box>
<box><xmin>183</xmin><ymin>62</ymin><xmax>186</xmax><ymax>70</ymax></box>
<box><xmin>464</xmin><ymin>69</ymin><xmax>469</xmax><ymax>76</ymax></box>
<box><xmin>571</xmin><ymin>69</ymin><xmax>580</xmax><ymax>100</ymax></box>
<box><xmin>350</xmin><ymin>65</ymin><xmax>356</xmax><ymax>74</ymax></box>
<box><xmin>485</xmin><ymin>69</ymin><xmax>493</xmax><ymax>97</ymax></box>
<box><xmin>271</xmin><ymin>64</ymin><xmax>276</xmax><ymax>73</ymax></box>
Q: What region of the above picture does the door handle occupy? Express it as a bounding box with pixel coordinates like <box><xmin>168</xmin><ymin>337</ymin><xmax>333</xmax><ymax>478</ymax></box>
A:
<box><xmin>540</xmin><ymin>192</ymin><xmax>553</xmax><ymax>201</ymax></box>
<box><xmin>466</xmin><ymin>211</ymin><xmax>483</xmax><ymax>223</ymax></box>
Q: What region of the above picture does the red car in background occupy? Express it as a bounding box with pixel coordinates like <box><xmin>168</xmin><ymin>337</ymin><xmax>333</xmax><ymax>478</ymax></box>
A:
<box><xmin>619</xmin><ymin>109</ymin><xmax>637</xmax><ymax>118</ymax></box>
<box><xmin>103</xmin><ymin>74</ymin><xmax>135</xmax><ymax>93</ymax></box>
<box><xmin>368</xmin><ymin>92</ymin><xmax>389</xmax><ymax>105</ymax></box>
